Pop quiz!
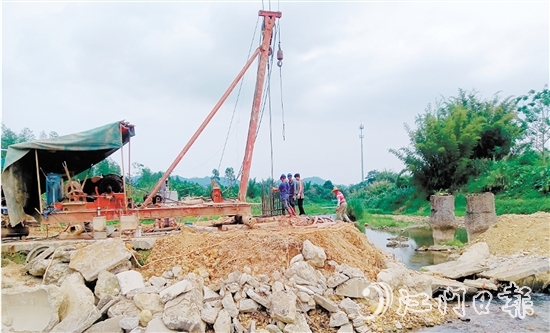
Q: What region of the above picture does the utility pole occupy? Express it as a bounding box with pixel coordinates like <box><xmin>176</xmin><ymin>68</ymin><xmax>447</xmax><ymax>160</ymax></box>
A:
<box><xmin>359</xmin><ymin>124</ymin><xmax>364</xmax><ymax>182</ymax></box>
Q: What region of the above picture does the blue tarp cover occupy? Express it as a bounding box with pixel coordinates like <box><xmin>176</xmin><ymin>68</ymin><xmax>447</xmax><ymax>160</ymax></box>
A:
<box><xmin>2</xmin><ymin>121</ymin><xmax>134</xmax><ymax>226</ymax></box>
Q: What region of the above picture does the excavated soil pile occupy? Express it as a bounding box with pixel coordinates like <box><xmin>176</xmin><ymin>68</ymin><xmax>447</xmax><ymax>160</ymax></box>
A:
<box><xmin>475</xmin><ymin>212</ymin><xmax>550</xmax><ymax>256</ymax></box>
<box><xmin>139</xmin><ymin>222</ymin><xmax>386</xmax><ymax>282</ymax></box>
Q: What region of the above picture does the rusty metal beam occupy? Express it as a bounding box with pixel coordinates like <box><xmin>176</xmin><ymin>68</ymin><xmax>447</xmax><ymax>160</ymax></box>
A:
<box><xmin>238</xmin><ymin>10</ymin><xmax>282</xmax><ymax>202</ymax></box>
<box><xmin>141</xmin><ymin>46</ymin><xmax>262</xmax><ymax>208</ymax></box>
<box><xmin>42</xmin><ymin>202</ymin><xmax>252</xmax><ymax>224</ymax></box>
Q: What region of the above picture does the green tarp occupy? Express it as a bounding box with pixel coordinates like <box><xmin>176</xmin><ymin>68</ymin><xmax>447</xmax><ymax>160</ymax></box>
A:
<box><xmin>2</xmin><ymin>121</ymin><xmax>135</xmax><ymax>226</ymax></box>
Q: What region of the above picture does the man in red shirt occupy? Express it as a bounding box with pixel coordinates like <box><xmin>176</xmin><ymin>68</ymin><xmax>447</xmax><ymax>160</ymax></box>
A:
<box><xmin>332</xmin><ymin>186</ymin><xmax>352</xmax><ymax>222</ymax></box>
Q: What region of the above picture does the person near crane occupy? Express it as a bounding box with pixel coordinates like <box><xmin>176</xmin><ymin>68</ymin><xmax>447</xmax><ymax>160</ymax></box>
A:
<box><xmin>273</xmin><ymin>174</ymin><xmax>296</xmax><ymax>217</ymax></box>
<box><xmin>332</xmin><ymin>186</ymin><xmax>351</xmax><ymax>222</ymax></box>
<box><xmin>294</xmin><ymin>173</ymin><xmax>306</xmax><ymax>215</ymax></box>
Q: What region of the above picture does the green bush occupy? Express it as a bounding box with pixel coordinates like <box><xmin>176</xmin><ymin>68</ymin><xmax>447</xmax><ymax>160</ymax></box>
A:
<box><xmin>347</xmin><ymin>198</ymin><xmax>364</xmax><ymax>221</ymax></box>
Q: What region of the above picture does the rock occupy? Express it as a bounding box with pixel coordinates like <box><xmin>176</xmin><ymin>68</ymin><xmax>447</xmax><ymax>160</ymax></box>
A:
<box><xmin>272</xmin><ymin>280</ymin><xmax>285</xmax><ymax>293</ymax></box>
<box><xmin>233</xmin><ymin>317</ymin><xmax>245</xmax><ymax>333</ymax></box>
<box><xmin>162</xmin><ymin>270</ymin><xmax>174</xmax><ymax>279</ymax></box>
<box><xmin>312</xmin><ymin>294</ymin><xmax>339</xmax><ymax>312</ymax></box>
<box><xmin>149</xmin><ymin>276</ymin><xmax>167</xmax><ymax>290</ymax></box>
<box><xmin>146</xmin><ymin>317</ymin><xmax>177</xmax><ymax>333</ymax></box>
<box><xmin>108</xmin><ymin>299</ymin><xmax>142</xmax><ymax>318</ymax></box>
<box><xmin>127</xmin><ymin>286</ymin><xmax>158</xmax><ymax>299</ymax></box>
<box><xmin>162</xmin><ymin>275</ymin><xmax>204</xmax><ymax>333</ymax></box>
<box><xmin>2</xmin><ymin>284</ymin><xmax>64</xmax><ymax>333</ymax></box>
<box><xmin>282</xmin><ymin>313</ymin><xmax>311</xmax><ymax>333</ymax></box>
<box><xmin>214</xmin><ymin>309</ymin><xmax>232</xmax><ymax>333</ymax></box>
<box><xmin>222</xmin><ymin>292</ymin><xmax>239</xmax><ymax>318</ymax></box>
<box><xmin>130</xmin><ymin>327</ymin><xmax>147</xmax><ymax>333</ymax></box>
<box><xmin>43</xmin><ymin>260</ymin><xmax>76</xmax><ymax>285</ymax></box>
<box><xmin>139</xmin><ymin>309</ymin><xmax>153</xmax><ymax>327</ymax></box>
<box><xmin>116</xmin><ymin>270</ymin><xmax>145</xmax><ymax>296</ymax></box>
<box><xmin>84</xmin><ymin>316</ymin><xmax>124</xmax><ymax>333</ymax></box>
<box><xmin>159</xmin><ymin>280</ymin><xmax>192</xmax><ymax>303</ymax></box>
<box><xmin>226</xmin><ymin>282</ymin><xmax>241</xmax><ymax>293</ymax></box>
<box><xmin>336</xmin><ymin>264</ymin><xmax>365</xmax><ymax>279</ymax></box>
<box><xmin>131</xmin><ymin>238</ymin><xmax>156</xmax><ymax>250</ymax></box>
<box><xmin>377</xmin><ymin>262</ymin><xmax>432</xmax><ymax>295</ymax></box>
<box><xmin>290</xmin><ymin>254</ymin><xmax>304</xmax><ymax>265</ymax></box>
<box><xmin>265</xmin><ymin>324</ymin><xmax>282</xmax><ymax>333</ymax></box>
<box><xmin>134</xmin><ymin>293</ymin><xmax>164</xmax><ymax>314</ymax></box>
<box><xmin>59</xmin><ymin>272</ymin><xmax>96</xmax><ymax>320</ymax></box>
<box><xmin>246</xmin><ymin>288</ymin><xmax>271</xmax><ymax>308</ymax></box>
<box><xmin>172</xmin><ymin>266</ymin><xmax>183</xmax><ymax>277</ymax></box>
<box><xmin>421</xmin><ymin>242</ymin><xmax>491</xmax><ymax>279</ymax></box>
<box><xmin>201</xmin><ymin>306</ymin><xmax>220</xmax><ymax>324</ymax></box>
<box><xmin>339</xmin><ymin>298</ymin><xmax>360</xmax><ymax>316</ymax></box>
<box><xmin>95</xmin><ymin>270</ymin><xmax>121</xmax><ymax>299</ymax></box>
<box><xmin>296</xmin><ymin>291</ymin><xmax>311</xmax><ymax>303</ymax></box>
<box><xmin>284</xmin><ymin>261</ymin><xmax>318</xmax><ymax>286</ymax></box>
<box><xmin>335</xmin><ymin>278</ymin><xmax>370</xmax><ymax>298</ymax></box>
<box><xmin>120</xmin><ymin>317</ymin><xmax>139</xmax><ymax>331</ymax></box>
<box><xmin>463</xmin><ymin>278</ymin><xmax>498</xmax><ymax>291</ymax></box>
<box><xmin>204</xmin><ymin>286</ymin><xmax>222</xmax><ymax>302</ymax></box>
<box><xmin>69</xmin><ymin>239</ymin><xmax>131</xmax><ymax>281</ymax></box>
<box><xmin>327</xmin><ymin>272</ymin><xmax>350</xmax><ymax>288</ymax></box>
<box><xmin>271</xmin><ymin>290</ymin><xmax>297</xmax><ymax>323</ymax></box>
<box><xmin>51</xmin><ymin>306</ymin><xmax>101</xmax><ymax>333</ymax></box>
<box><xmin>302</xmin><ymin>240</ymin><xmax>327</xmax><ymax>268</ymax></box>
<box><xmin>239</xmin><ymin>298</ymin><xmax>259</xmax><ymax>312</ymax></box>
<box><xmin>337</xmin><ymin>323</ymin><xmax>354</xmax><ymax>333</ymax></box>
<box><xmin>330</xmin><ymin>311</ymin><xmax>349</xmax><ymax>327</ymax></box>
<box><xmin>110</xmin><ymin>260</ymin><xmax>132</xmax><ymax>275</ymax></box>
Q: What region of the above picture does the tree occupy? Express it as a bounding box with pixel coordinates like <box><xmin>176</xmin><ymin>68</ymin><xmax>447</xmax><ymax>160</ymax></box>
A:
<box><xmin>517</xmin><ymin>86</ymin><xmax>550</xmax><ymax>164</ymax></box>
<box><xmin>390</xmin><ymin>89</ymin><xmax>522</xmax><ymax>194</ymax></box>
<box><xmin>211</xmin><ymin>168</ymin><xmax>220</xmax><ymax>182</ymax></box>
<box><xmin>224</xmin><ymin>167</ymin><xmax>236</xmax><ymax>186</ymax></box>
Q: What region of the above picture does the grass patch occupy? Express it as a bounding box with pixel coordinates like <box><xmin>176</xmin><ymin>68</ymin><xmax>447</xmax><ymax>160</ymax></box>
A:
<box><xmin>135</xmin><ymin>249</ymin><xmax>152</xmax><ymax>266</ymax></box>
<box><xmin>440</xmin><ymin>238</ymin><xmax>466</xmax><ymax>247</ymax></box>
<box><xmin>1</xmin><ymin>252</ymin><xmax>27</xmax><ymax>265</ymax></box>
<box><xmin>361</xmin><ymin>214</ymin><xmax>412</xmax><ymax>229</ymax></box>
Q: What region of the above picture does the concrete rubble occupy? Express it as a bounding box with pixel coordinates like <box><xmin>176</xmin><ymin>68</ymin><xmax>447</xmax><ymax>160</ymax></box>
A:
<box><xmin>6</xmin><ymin>236</ymin><xmax>513</xmax><ymax>333</ymax></box>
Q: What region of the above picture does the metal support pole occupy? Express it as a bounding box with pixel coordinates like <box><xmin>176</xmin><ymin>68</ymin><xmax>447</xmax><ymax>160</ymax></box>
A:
<box><xmin>359</xmin><ymin>124</ymin><xmax>364</xmax><ymax>182</ymax></box>
<box><xmin>35</xmin><ymin>149</ymin><xmax>43</xmax><ymax>214</ymax></box>
<box><xmin>120</xmin><ymin>139</ymin><xmax>127</xmax><ymax>213</ymax></box>
<box><xmin>142</xmin><ymin>47</ymin><xmax>262</xmax><ymax>208</ymax></box>
<box><xmin>238</xmin><ymin>10</ymin><xmax>282</xmax><ymax>202</ymax></box>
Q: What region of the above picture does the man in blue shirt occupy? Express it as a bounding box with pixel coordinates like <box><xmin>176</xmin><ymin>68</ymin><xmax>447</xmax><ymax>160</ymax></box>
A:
<box><xmin>274</xmin><ymin>174</ymin><xmax>296</xmax><ymax>217</ymax></box>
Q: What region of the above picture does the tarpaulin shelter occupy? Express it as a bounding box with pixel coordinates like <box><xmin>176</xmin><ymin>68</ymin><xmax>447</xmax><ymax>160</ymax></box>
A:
<box><xmin>1</xmin><ymin>121</ymin><xmax>134</xmax><ymax>226</ymax></box>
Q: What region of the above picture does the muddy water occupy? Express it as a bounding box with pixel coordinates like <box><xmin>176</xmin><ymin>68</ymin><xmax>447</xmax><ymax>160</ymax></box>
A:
<box><xmin>365</xmin><ymin>227</ymin><xmax>550</xmax><ymax>333</ymax></box>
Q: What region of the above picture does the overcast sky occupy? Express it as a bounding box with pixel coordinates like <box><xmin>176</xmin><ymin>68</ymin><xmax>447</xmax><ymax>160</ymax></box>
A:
<box><xmin>2</xmin><ymin>1</ymin><xmax>548</xmax><ymax>185</ymax></box>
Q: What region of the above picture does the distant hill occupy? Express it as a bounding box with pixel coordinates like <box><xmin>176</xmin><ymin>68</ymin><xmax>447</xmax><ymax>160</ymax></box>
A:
<box><xmin>302</xmin><ymin>176</ymin><xmax>326</xmax><ymax>185</ymax></box>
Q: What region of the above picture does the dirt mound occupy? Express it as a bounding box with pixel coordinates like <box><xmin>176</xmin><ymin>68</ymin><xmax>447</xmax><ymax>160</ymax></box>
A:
<box><xmin>474</xmin><ymin>212</ymin><xmax>550</xmax><ymax>256</ymax></box>
<box><xmin>139</xmin><ymin>222</ymin><xmax>386</xmax><ymax>282</ymax></box>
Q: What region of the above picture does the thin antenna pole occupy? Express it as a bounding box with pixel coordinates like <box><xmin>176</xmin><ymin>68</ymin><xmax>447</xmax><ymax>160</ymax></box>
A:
<box><xmin>359</xmin><ymin>124</ymin><xmax>364</xmax><ymax>182</ymax></box>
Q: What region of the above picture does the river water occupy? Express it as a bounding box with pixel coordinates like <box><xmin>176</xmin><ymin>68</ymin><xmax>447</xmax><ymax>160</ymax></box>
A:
<box><xmin>365</xmin><ymin>227</ymin><xmax>550</xmax><ymax>333</ymax></box>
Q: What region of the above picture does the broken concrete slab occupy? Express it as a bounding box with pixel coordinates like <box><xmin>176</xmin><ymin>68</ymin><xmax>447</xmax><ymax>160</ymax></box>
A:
<box><xmin>214</xmin><ymin>309</ymin><xmax>232</xmax><ymax>333</ymax></box>
<box><xmin>146</xmin><ymin>317</ymin><xmax>177</xmax><ymax>333</ymax></box>
<box><xmin>134</xmin><ymin>292</ymin><xmax>164</xmax><ymax>314</ymax></box>
<box><xmin>463</xmin><ymin>278</ymin><xmax>498</xmax><ymax>291</ymax></box>
<box><xmin>302</xmin><ymin>239</ymin><xmax>327</xmax><ymax>268</ymax></box>
<box><xmin>108</xmin><ymin>299</ymin><xmax>142</xmax><ymax>318</ymax></box>
<box><xmin>163</xmin><ymin>280</ymin><xmax>205</xmax><ymax>333</ymax></box>
<box><xmin>337</xmin><ymin>323</ymin><xmax>354</xmax><ymax>333</ymax></box>
<box><xmin>421</xmin><ymin>242</ymin><xmax>491</xmax><ymax>279</ymax></box>
<box><xmin>2</xmin><ymin>284</ymin><xmax>64</xmax><ymax>333</ymax></box>
<box><xmin>329</xmin><ymin>311</ymin><xmax>349</xmax><ymax>327</ymax></box>
<box><xmin>131</xmin><ymin>237</ymin><xmax>156</xmax><ymax>250</ymax></box>
<box><xmin>59</xmin><ymin>272</ymin><xmax>96</xmax><ymax>320</ymax></box>
<box><xmin>426</xmin><ymin>275</ymin><xmax>477</xmax><ymax>295</ymax></box>
<box><xmin>335</xmin><ymin>278</ymin><xmax>370</xmax><ymax>298</ymax></box>
<box><xmin>222</xmin><ymin>292</ymin><xmax>239</xmax><ymax>318</ymax></box>
<box><xmin>116</xmin><ymin>270</ymin><xmax>146</xmax><ymax>296</ymax></box>
<box><xmin>271</xmin><ymin>290</ymin><xmax>297</xmax><ymax>323</ymax></box>
<box><xmin>312</xmin><ymin>294</ymin><xmax>339</xmax><ymax>313</ymax></box>
<box><xmin>119</xmin><ymin>317</ymin><xmax>139</xmax><ymax>331</ymax></box>
<box><xmin>95</xmin><ymin>270</ymin><xmax>120</xmax><ymax>299</ymax></box>
<box><xmin>201</xmin><ymin>306</ymin><xmax>220</xmax><ymax>324</ymax></box>
<box><xmin>239</xmin><ymin>298</ymin><xmax>259</xmax><ymax>312</ymax></box>
<box><xmin>159</xmin><ymin>279</ymin><xmax>192</xmax><ymax>303</ymax></box>
<box><xmin>246</xmin><ymin>288</ymin><xmax>271</xmax><ymax>308</ymax></box>
<box><xmin>339</xmin><ymin>298</ymin><xmax>360</xmax><ymax>316</ymax></box>
<box><xmin>377</xmin><ymin>262</ymin><xmax>432</xmax><ymax>295</ymax></box>
<box><xmin>282</xmin><ymin>313</ymin><xmax>312</xmax><ymax>333</ymax></box>
<box><xmin>69</xmin><ymin>239</ymin><xmax>131</xmax><ymax>281</ymax></box>
<box><xmin>84</xmin><ymin>316</ymin><xmax>124</xmax><ymax>333</ymax></box>
<box><xmin>284</xmin><ymin>261</ymin><xmax>319</xmax><ymax>286</ymax></box>
<box><xmin>478</xmin><ymin>257</ymin><xmax>550</xmax><ymax>291</ymax></box>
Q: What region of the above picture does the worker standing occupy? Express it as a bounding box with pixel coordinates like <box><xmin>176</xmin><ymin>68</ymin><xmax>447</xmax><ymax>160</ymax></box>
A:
<box><xmin>273</xmin><ymin>174</ymin><xmax>296</xmax><ymax>217</ymax></box>
<box><xmin>287</xmin><ymin>173</ymin><xmax>296</xmax><ymax>210</ymax></box>
<box><xmin>294</xmin><ymin>173</ymin><xmax>306</xmax><ymax>215</ymax></box>
<box><xmin>332</xmin><ymin>186</ymin><xmax>351</xmax><ymax>222</ymax></box>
